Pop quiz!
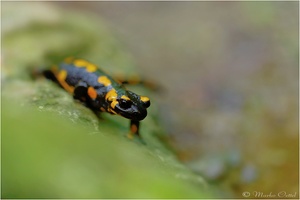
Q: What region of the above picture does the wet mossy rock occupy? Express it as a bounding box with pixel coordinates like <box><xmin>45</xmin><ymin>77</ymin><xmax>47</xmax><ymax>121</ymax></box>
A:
<box><xmin>2</xmin><ymin>2</ymin><xmax>210</xmax><ymax>198</ymax></box>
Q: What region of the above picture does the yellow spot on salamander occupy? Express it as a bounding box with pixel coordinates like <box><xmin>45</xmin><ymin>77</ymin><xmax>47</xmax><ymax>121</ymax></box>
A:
<box><xmin>98</xmin><ymin>76</ymin><xmax>112</xmax><ymax>87</ymax></box>
<box><xmin>100</xmin><ymin>107</ymin><xmax>106</xmax><ymax>112</ymax></box>
<box><xmin>87</xmin><ymin>87</ymin><xmax>97</xmax><ymax>100</ymax></box>
<box><xmin>73</xmin><ymin>59</ymin><xmax>98</xmax><ymax>72</ymax></box>
<box><xmin>74</xmin><ymin>59</ymin><xmax>89</xmax><ymax>68</ymax></box>
<box><xmin>56</xmin><ymin>70</ymin><xmax>74</xmax><ymax>94</ymax></box>
<box><xmin>121</xmin><ymin>95</ymin><xmax>130</xmax><ymax>101</ymax></box>
<box><xmin>140</xmin><ymin>96</ymin><xmax>150</xmax><ymax>103</ymax></box>
<box><xmin>86</xmin><ymin>64</ymin><xmax>97</xmax><ymax>72</ymax></box>
<box><xmin>111</xmin><ymin>101</ymin><xmax>118</xmax><ymax>109</ymax></box>
<box><xmin>58</xmin><ymin>69</ymin><xmax>67</xmax><ymax>80</ymax></box>
<box><xmin>105</xmin><ymin>89</ymin><xmax>117</xmax><ymax>102</ymax></box>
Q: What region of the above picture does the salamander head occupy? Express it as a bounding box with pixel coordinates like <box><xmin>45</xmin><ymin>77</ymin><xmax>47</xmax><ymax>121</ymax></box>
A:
<box><xmin>105</xmin><ymin>89</ymin><xmax>150</xmax><ymax>121</ymax></box>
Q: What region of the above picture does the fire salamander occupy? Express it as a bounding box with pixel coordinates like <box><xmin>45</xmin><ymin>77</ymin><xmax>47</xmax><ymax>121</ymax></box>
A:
<box><xmin>41</xmin><ymin>57</ymin><xmax>150</xmax><ymax>139</ymax></box>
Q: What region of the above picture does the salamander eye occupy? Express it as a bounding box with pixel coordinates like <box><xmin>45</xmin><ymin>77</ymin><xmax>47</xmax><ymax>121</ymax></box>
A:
<box><xmin>118</xmin><ymin>99</ymin><xmax>132</xmax><ymax>109</ymax></box>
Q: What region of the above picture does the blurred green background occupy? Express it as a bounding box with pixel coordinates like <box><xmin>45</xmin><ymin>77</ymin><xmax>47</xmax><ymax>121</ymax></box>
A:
<box><xmin>2</xmin><ymin>1</ymin><xmax>299</xmax><ymax>199</ymax></box>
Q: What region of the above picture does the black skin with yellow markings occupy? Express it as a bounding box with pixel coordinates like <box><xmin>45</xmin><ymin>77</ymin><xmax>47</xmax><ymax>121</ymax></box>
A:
<box><xmin>42</xmin><ymin>57</ymin><xmax>150</xmax><ymax>138</ymax></box>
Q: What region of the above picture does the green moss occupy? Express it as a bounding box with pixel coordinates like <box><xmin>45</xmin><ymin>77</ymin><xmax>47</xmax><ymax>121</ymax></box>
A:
<box><xmin>2</xmin><ymin>99</ymin><xmax>210</xmax><ymax>198</ymax></box>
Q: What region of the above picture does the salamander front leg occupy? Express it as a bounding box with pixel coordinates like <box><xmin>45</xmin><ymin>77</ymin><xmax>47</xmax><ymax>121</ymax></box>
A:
<box><xmin>127</xmin><ymin>120</ymin><xmax>140</xmax><ymax>139</ymax></box>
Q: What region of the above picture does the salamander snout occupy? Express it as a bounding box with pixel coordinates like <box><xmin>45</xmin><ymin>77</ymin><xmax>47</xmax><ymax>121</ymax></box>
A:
<box><xmin>114</xmin><ymin>102</ymin><xmax>148</xmax><ymax>121</ymax></box>
<box><xmin>107</xmin><ymin>95</ymin><xmax>149</xmax><ymax>121</ymax></box>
